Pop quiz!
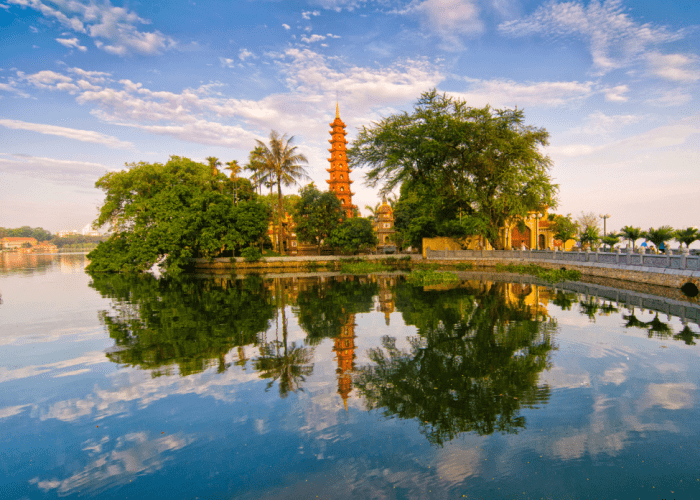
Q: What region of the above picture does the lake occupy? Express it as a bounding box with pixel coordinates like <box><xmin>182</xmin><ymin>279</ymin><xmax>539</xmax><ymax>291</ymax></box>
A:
<box><xmin>1</xmin><ymin>253</ymin><xmax>699</xmax><ymax>499</ymax></box>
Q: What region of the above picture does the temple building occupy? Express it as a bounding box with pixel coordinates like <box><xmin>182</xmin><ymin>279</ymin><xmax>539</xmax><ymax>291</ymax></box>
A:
<box><xmin>326</xmin><ymin>104</ymin><xmax>356</xmax><ymax>218</ymax></box>
<box><xmin>374</xmin><ymin>199</ymin><xmax>396</xmax><ymax>253</ymax></box>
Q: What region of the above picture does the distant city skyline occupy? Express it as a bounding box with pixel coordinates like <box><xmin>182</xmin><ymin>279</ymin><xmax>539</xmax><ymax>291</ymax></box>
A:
<box><xmin>1</xmin><ymin>0</ymin><xmax>698</xmax><ymax>235</ymax></box>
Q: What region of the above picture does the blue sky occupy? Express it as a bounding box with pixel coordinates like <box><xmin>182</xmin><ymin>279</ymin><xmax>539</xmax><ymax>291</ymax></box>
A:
<box><xmin>1</xmin><ymin>0</ymin><xmax>698</xmax><ymax>235</ymax></box>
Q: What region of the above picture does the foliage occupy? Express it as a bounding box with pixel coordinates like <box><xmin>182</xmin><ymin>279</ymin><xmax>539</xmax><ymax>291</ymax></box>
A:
<box><xmin>405</xmin><ymin>269</ymin><xmax>460</xmax><ymax>286</ymax></box>
<box><xmin>454</xmin><ymin>262</ymin><xmax>474</xmax><ymax>271</ymax></box>
<box><xmin>339</xmin><ymin>261</ymin><xmax>391</xmax><ymax>274</ymax></box>
<box><xmin>88</xmin><ymin>273</ymin><xmax>276</xmax><ymax>376</ymax></box>
<box><xmin>674</xmin><ymin>227</ymin><xmax>699</xmax><ymax>249</ymax></box>
<box><xmin>244</xmin><ymin>146</ymin><xmax>269</xmax><ymax>195</ymax></box>
<box><xmin>348</xmin><ymin>89</ymin><xmax>558</xmax><ymax>249</ymax></box>
<box><xmin>0</xmin><ymin>226</ymin><xmax>53</xmax><ymax>241</ymax></box>
<box><xmin>495</xmin><ymin>263</ymin><xmax>581</xmax><ymax>283</ymax></box>
<box><xmin>620</xmin><ymin>225</ymin><xmax>642</xmax><ymax>250</ymax></box>
<box><xmin>86</xmin><ymin>156</ymin><xmax>270</xmax><ymax>274</ymax></box>
<box><xmin>241</xmin><ymin>246</ymin><xmax>262</xmax><ymax>262</ymax></box>
<box><xmin>328</xmin><ymin>217</ymin><xmax>378</xmax><ymax>254</ymax></box>
<box><xmin>601</xmin><ymin>233</ymin><xmax>621</xmax><ymax>250</ymax></box>
<box><xmin>356</xmin><ymin>282</ymin><xmax>555</xmax><ymax>445</ymax></box>
<box><xmin>643</xmin><ymin>226</ymin><xmax>675</xmax><ymax>251</ymax></box>
<box><xmin>550</xmin><ymin>214</ymin><xmax>578</xmax><ymax>248</ymax></box>
<box><xmin>255</xmin><ymin>130</ymin><xmax>309</xmax><ymax>254</ymax></box>
<box><xmin>578</xmin><ymin>226</ymin><xmax>601</xmax><ymax>249</ymax></box>
<box><xmin>293</xmin><ymin>184</ymin><xmax>346</xmax><ymax>252</ymax></box>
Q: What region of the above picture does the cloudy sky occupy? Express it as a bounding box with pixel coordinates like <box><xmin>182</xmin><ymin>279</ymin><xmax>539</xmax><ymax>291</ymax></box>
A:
<box><xmin>1</xmin><ymin>0</ymin><xmax>698</xmax><ymax>234</ymax></box>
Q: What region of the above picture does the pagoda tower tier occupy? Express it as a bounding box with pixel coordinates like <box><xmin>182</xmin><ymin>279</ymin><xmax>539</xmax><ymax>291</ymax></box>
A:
<box><xmin>326</xmin><ymin>103</ymin><xmax>356</xmax><ymax>218</ymax></box>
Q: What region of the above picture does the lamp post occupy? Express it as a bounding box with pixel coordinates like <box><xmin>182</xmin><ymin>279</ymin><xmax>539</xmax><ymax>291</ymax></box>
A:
<box><xmin>600</xmin><ymin>214</ymin><xmax>611</xmax><ymax>251</ymax></box>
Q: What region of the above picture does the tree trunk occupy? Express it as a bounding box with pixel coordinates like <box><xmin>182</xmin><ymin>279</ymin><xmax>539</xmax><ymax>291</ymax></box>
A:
<box><xmin>277</xmin><ymin>175</ymin><xmax>285</xmax><ymax>255</ymax></box>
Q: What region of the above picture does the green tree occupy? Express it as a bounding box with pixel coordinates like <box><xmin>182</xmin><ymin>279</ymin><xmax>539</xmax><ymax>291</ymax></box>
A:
<box><xmin>293</xmin><ymin>184</ymin><xmax>346</xmax><ymax>254</ymax></box>
<box><xmin>245</xmin><ymin>146</ymin><xmax>269</xmax><ymax>196</ymax></box>
<box><xmin>348</xmin><ymin>89</ymin><xmax>558</xmax><ymax>249</ymax></box>
<box><xmin>205</xmin><ymin>156</ymin><xmax>222</xmax><ymax>178</ymax></box>
<box><xmin>86</xmin><ymin>156</ymin><xmax>270</xmax><ymax>274</ymax></box>
<box><xmin>601</xmin><ymin>232</ymin><xmax>621</xmax><ymax>251</ymax></box>
<box><xmin>620</xmin><ymin>225</ymin><xmax>642</xmax><ymax>250</ymax></box>
<box><xmin>255</xmin><ymin>130</ymin><xmax>309</xmax><ymax>255</ymax></box>
<box><xmin>550</xmin><ymin>214</ymin><xmax>578</xmax><ymax>250</ymax></box>
<box><xmin>643</xmin><ymin>226</ymin><xmax>675</xmax><ymax>253</ymax></box>
<box><xmin>579</xmin><ymin>226</ymin><xmax>600</xmax><ymax>250</ymax></box>
<box><xmin>674</xmin><ymin>227</ymin><xmax>699</xmax><ymax>249</ymax></box>
<box><xmin>328</xmin><ymin>217</ymin><xmax>378</xmax><ymax>254</ymax></box>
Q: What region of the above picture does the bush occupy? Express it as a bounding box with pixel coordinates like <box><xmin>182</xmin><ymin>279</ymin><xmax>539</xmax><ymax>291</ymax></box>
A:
<box><xmin>494</xmin><ymin>263</ymin><xmax>581</xmax><ymax>283</ymax></box>
<box><xmin>241</xmin><ymin>247</ymin><xmax>262</xmax><ymax>262</ymax></box>
<box><xmin>406</xmin><ymin>269</ymin><xmax>460</xmax><ymax>286</ymax></box>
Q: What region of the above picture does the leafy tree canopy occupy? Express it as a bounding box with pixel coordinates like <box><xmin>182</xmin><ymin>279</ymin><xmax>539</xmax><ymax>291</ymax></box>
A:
<box><xmin>328</xmin><ymin>217</ymin><xmax>378</xmax><ymax>254</ymax></box>
<box><xmin>348</xmin><ymin>89</ymin><xmax>558</xmax><ymax>249</ymax></box>
<box><xmin>674</xmin><ymin>227</ymin><xmax>699</xmax><ymax>249</ymax></box>
<box><xmin>0</xmin><ymin>226</ymin><xmax>53</xmax><ymax>241</ymax></box>
<box><xmin>86</xmin><ymin>156</ymin><xmax>270</xmax><ymax>274</ymax></box>
<box><xmin>550</xmin><ymin>213</ymin><xmax>578</xmax><ymax>247</ymax></box>
<box><xmin>620</xmin><ymin>225</ymin><xmax>642</xmax><ymax>250</ymax></box>
<box><xmin>643</xmin><ymin>226</ymin><xmax>675</xmax><ymax>250</ymax></box>
<box><xmin>293</xmin><ymin>184</ymin><xmax>345</xmax><ymax>252</ymax></box>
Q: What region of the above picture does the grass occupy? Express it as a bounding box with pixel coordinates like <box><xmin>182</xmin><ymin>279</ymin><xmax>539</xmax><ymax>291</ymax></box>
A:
<box><xmin>453</xmin><ymin>262</ymin><xmax>474</xmax><ymax>271</ymax></box>
<box><xmin>340</xmin><ymin>261</ymin><xmax>391</xmax><ymax>274</ymax></box>
<box><xmin>405</xmin><ymin>269</ymin><xmax>460</xmax><ymax>286</ymax></box>
<box><xmin>494</xmin><ymin>263</ymin><xmax>581</xmax><ymax>283</ymax></box>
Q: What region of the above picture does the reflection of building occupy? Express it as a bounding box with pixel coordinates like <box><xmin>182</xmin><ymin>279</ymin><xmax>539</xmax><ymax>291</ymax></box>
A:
<box><xmin>374</xmin><ymin>200</ymin><xmax>396</xmax><ymax>253</ymax></box>
<box><xmin>326</xmin><ymin>104</ymin><xmax>356</xmax><ymax>218</ymax></box>
<box><xmin>504</xmin><ymin>282</ymin><xmax>551</xmax><ymax>319</ymax></box>
<box><xmin>375</xmin><ymin>275</ymin><xmax>396</xmax><ymax>325</ymax></box>
<box><xmin>1</xmin><ymin>237</ymin><xmax>38</xmax><ymax>249</ymax></box>
<box><xmin>333</xmin><ymin>312</ymin><xmax>356</xmax><ymax>410</ymax></box>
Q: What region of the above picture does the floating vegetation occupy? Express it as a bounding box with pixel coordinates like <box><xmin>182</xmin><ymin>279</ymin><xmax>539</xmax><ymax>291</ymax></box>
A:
<box><xmin>495</xmin><ymin>263</ymin><xmax>581</xmax><ymax>283</ymax></box>
<box><xmin>453</xmin><ymin>263</ymin><xmax>474</xmax><ymax>271</ymax></box>
<box><xmin>414</xmin><ymin>262</ymin><xmax>441</xmax><ymax>271</ymax></box>
<box><xmin>406</xmin><ymin>269</ymin><xmax>460</xmax><ymax>286</ymax></box>
<box><xmin>340</xmin><ymin>261</ymin><xmax>391</xmax><ymax>274</ymax></box>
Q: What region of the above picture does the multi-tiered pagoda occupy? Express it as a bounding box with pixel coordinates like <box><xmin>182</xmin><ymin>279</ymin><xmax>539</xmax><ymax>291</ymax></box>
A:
<box><xmin>326</xmin><ymin>104</ymin><xmax>356</xmax><ymax>218</ymax></box>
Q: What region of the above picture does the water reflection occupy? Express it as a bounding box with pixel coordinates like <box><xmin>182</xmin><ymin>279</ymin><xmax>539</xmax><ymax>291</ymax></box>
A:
<box><xmin>356</xmin><ymin>281</ymin><xmax>556</xmax><ymax>445</ymax></box>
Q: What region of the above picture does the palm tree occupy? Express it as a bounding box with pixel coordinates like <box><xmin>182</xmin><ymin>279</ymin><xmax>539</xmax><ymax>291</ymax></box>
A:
<box><xmin>255</xmin><ymin>131</ymin><xmax>309</xmax><ymax>254</ymax></box>
<box><xmin>245</xmin><ymin>146</ymin><xmax>268</xmax><ymax>196</ymax></box>
<box><xmin>225</xmin><ymin>160</ymin><xmax>242</xmax><ymax>204</ymax></box>
<box><xmin>365</xmin><ymin>203</ymin><xmax>380</xmax><ymax>222</ymax></box>
<box><xmin>643</xmin><ymin>226</ymin><xmax>675</xmax><ymax>254</ymax></box>
<box><xmin>620</xmin><ymin>225</ymin><xmax>642</xmax><ymax>250</ymax></box>
<box><xmin>205</xmin><ymin>156</ymin><xmax>222</xmax><ymax>178</ymax></box>
<box><xmin>601</xmin><ymin>232</ymin><xmax>621</xmax><ymax>252</ymax></box>
<box><xmin>674</xmin><ymin>227</ymin><xmax>699</xmax><ymax>249</ymax></box>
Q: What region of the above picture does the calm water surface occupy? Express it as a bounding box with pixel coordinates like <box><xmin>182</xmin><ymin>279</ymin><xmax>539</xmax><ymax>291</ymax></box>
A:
<box><xmin>1</xmin><ymin>254</ymin><xmax>700</xmax><ymax>499</ymax></box>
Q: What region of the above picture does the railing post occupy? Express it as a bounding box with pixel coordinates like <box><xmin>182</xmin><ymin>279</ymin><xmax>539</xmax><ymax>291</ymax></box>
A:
<box><xmin>681</xmin><ymin>247</ymin><xmax>689</xmax><ymax>270</ymax></box>
<box><xmin>639</xmin><ymin>246</ymin><xmax>645</xmax><ymax>265</ymax></box>
<box><xmin>615</xmin><ymin>246</ymin><xmax>621</xmax><ymax>264</ymax></box>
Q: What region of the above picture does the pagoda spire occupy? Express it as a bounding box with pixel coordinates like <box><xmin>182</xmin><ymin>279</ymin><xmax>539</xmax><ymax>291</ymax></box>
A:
<box><xmin>326</xmin><ymin>103</ymin><xmax>355</xmax><ymax>218</ymax></box>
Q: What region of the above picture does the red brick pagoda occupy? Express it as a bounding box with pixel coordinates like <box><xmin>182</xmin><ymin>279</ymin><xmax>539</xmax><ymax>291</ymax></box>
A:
<box><xmin>326</xmin><ymin>103</ymin><xmax>356</xmax><ymax>218</ymax></box>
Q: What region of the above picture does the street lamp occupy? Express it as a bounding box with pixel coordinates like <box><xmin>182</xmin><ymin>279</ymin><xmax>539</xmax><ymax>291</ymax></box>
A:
<box><xmin>600</xmin><ymin>214</ymin><xmax>611</xmax><ymax>251</ymax></box>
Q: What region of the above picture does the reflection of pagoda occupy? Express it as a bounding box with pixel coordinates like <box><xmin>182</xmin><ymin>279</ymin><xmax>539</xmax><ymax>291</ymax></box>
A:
<box><xmin>376</xmin><ymin>275</ymin><xmax>395</xmax><ymax>325</ymax></box>
<box><xmin>326</xmin><ymin>103</ymin><xmax>356</xmax><ymax>218</ymax></box>
<box><xmin>333</xmin><ymin>312</ymin><xmax>356</xmax><ymax>410</ymax></box>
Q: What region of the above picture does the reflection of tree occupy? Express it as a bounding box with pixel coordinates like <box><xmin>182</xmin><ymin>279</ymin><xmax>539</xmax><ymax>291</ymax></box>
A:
<box><xmin>90</xmin><ymin>273</ymin><xmax>276</xmax><ymax>376</ymax></box>
<box><xmin>623</xmin><ymin>308</ymin><xmax>646</xmax><ymax>329</ymax></box>
<box><xmin>551</xmin><ymin>290</ymin><xmax>577</xmax><ymax>311</ymax></box>
<box><xmin>578</xmin><ymin>296</ymin><xmax>617</xmax><ymax>321</ymax></box>
<box><xmin>293</xmin><ymin>276</ymin><xmax>377</xmax><ymax>344</ymax></box>
<box><xmin>254</xmin><ymin>278</ymin><xmax>314</xmax><ymax>397</ymax></box>
<box><xmin>644</xmin><ymin>313</ymin><xmax>672</xmax><ymax>339</ymax></box>
<box><xmin>356</xmin><ymin>282</ymin><xmax>556</xmax><ymax>446</ymax></box>
<box><xmin>674</xmin><ymin>325</ymin><xmax>700</xmax><ymax>345</ymax></box>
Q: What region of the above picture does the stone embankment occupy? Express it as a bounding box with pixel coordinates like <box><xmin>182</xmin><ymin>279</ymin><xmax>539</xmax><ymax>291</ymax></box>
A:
<box><xmin>192</xmin><ymin>253</ymin><xmax>422</xmax><ymax>272</ymax></box>
<box><xmin>425</xmin><ymin>248</ymin><xmax>700</xmax><ymax>291</ymax></box>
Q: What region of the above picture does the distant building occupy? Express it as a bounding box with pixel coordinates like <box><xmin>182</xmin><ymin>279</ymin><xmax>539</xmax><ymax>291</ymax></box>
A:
<box><xmin>57</xmin><ymin>230</ymin><xmax>79</xmax><ymax>238</ymax></box>
<box><xmin>34</xmin><ymin>241</ymin><xmax>58</xmax><ymax>253</ymax></box>
<box><xmin>1</xmin><ymin>237</ymin><xmax>38</xmax><ymax>250</ymax></box>
<box><xmin>81</xmin><ymin>223</ymin><xmax>100</xmax><ymax>237</ymax></box>
<box><xmin>374</xmin><ymin>200</ymin><xmax>396</xmax><ymax>253</ymax></box>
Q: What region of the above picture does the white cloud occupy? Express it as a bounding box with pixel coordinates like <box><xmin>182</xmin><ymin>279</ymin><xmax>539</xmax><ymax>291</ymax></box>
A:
<box><xmin>603</xmin><ymin>84</ymin><xmax>628</xmax><ymax>102</ymax></box>
<box><xmin>572</xmin><ymin>110</ymin><xmax>642</xmax><ymax>135</ymax></box>
<box><xmin>282</xmin><ymin>23</ymin><xmax>291</xmax><ymax>30</ymax></box>
<box><xmin>0</xmin><ymin>404</ymin><xmax>30</xmax><ymax>419</ymax></box>
<box><xmin>301</xmin><ymin>34</ymin><xmax>326</xmax><ymax>43</ymax></box>
<box><xmin>646</xmin><ymin>51</ymin><xmax>700</xmax><ymax>82</ymax></box>
<box><xmin>238</xmin><ymin>48</ymin><xmax>255</xmax><ymax>61</ymax></box>
<box><xmin>326</xmin><ymin>33</ymin><xmax>341</xmax><ymax>38</ymax></box>
<box><xmin>67</xmin><ymin>67</ymin><xmax>111</xmax><ymax>83</ymax></box>
<box><xmin>456</xmin><ymin>77</ymin><xmax>594</xmax><ymax>108</ymax></box>
<box><xmin>219</xmin><ymin>57</ymin><xmax>235</xmax><ymax>68</ymax></box>
<box><xmin>646</xmin><ymin>88</ymin><xmax>692</xmax><ymax>107</ymax></box>
<box><xmin>20</xmin><ymin>69</ymin><xmax>73</xmax><ymax>89</ymax></box>
<box><xmin>6</xmin><ymin>0</ymin><xmax>175</xmax><ymax>56</ymax></box>
<box><xmin>498</xmin><ymin>0</ymin><xmax>686</xmax><ymax>74</ymax></box>
<box><xmin>123</xmin><ymin>121</ymin><xmax>261</xmax><ymax>149</ymax></box>
<box><xmin>55</xmin><ymin>36</ymin><xmax>87</xmax><ymax>51</ymax></box>
<box><xmin>394</xmin><ymin>0</ymin><xmax>484</xmax><ymax>48</ymax></box>
<box><xmin>302</xmin><ymin>10</ymin><xmax>321</xmax><ymax>20</ymax></box>
<box><xmin>0</xmin><ymin>119</ymin><xmax>132</xmax><ymax>148</ymax></box>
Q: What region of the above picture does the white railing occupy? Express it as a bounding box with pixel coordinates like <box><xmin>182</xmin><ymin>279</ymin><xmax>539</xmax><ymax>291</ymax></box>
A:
<box><xmin>424</xmin><ymin>248</ymin><xmax>700</xmax><ymax>272</ymax></box>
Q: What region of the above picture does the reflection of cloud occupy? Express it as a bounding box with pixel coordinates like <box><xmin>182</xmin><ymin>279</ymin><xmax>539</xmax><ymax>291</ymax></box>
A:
<box><xmin>435</xmin><ymin>445</ymin><xmax>482</xmax><ymax>483</ymax></box>
<box><xmin>29</xmin><ymin>431</ymin><xmax>193</xmax><ymax>496</ymax></box>
<box><xmin>0</xmin><ymin>404</ymin><xmax>30</xmax><ymax>419</ymax></box>
<box><xmin>0</xmin><ymin>351</ymin><xmax>107</xmax><ymax>383</ymax></box>
<box><xmin>538</xmin><ymin>365</ymin><xmax>590</xmax><ymax>389</ymax></box>
<box><xmin>639</xmin><ymin>383</ymin><xmax>695</xmax><ymax>411</ymax></box>
<box><xmin>551</xmin><ymin>434</ymin><xmax>586</xmax><ymax>460</ymax></box>
<box><xmin>601</xmin><ymin>363</ymin><xmax>627</xmax><ymax>385</ymax></box>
